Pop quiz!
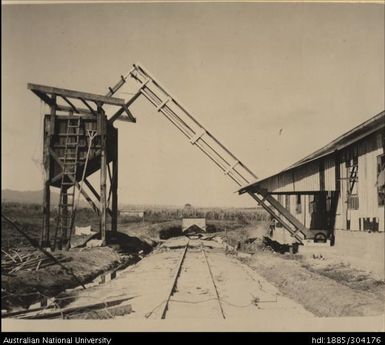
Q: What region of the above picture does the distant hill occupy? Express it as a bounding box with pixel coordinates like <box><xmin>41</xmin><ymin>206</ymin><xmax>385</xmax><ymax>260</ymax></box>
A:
<box><xmin>1</xmin><ymin>189</ymin><xmax>59</xmax><ymax>205</ymax></box>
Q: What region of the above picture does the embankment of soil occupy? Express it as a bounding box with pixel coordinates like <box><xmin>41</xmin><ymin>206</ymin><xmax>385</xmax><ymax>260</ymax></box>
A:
<box><xmin>241</xmin><ymin>249</ymin><xmax>385</xmax><ymax>317</ymax></box>
<box><xmin>2</xmin><ymin>247</ymin><xmax>122</xmax><ymax>310</ymax></box>
<box><xmin>2</xmin><ymin>232</ymin><xmax>157</xmax><ymax>311</ymax></box>
<box><xmin>117</xmin><ymin>219</ymin><xmax>252</xmax><ymax>240</ymax></box>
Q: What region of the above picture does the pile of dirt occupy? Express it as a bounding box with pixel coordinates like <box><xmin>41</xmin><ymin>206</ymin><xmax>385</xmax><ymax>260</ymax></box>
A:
<box><xmin>224</xmin><ymin>225</ymin><xmax>267</xmax><ymax>251</ymax></box>
<box><xmin>240</xmin><ymin>250</ymin><xmax>385</xmax><ymax>317</ymax></box>
<box><xmin>78</xmin><ymin>231</ymin><xmax>156</xmax><ymax>254</ymax></box>
<box><xmin>117</xmin><ymin>219</ymin><xmax>258</xmax><ymax>241</ymax></box>
<box><xmin>117</xmin><ymin>220</ymin><xmax>181</xmax><ymax>239</ymax></box>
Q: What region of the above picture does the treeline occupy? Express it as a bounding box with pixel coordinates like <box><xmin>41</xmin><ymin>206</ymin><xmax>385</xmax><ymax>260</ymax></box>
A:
<box><xmin>1</xmin><ymin>202</ymin><xmax>268</xmax><ymax>228</ymax></box>
<box><xmin>140</xmin><ymin>207</ymin><xmax>268</xmax><ymax>224</ymax></box>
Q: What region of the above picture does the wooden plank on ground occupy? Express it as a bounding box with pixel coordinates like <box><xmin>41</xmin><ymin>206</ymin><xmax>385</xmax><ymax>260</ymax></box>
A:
<box><xmin>22</xmin><ymin>297</ymin><xmax>135</xmax><ymax>319</ymax></box>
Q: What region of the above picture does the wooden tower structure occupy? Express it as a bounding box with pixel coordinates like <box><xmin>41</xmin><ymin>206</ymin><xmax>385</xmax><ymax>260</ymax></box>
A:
<box><xmin>28</xmin><ymin>83</ymin><xmax>136</xmax><ymax>250</ymax></box>
<box><xmin>29</xmin><ymin>63</ymin><xmax>320</xmax><ymax>252</ymax></box>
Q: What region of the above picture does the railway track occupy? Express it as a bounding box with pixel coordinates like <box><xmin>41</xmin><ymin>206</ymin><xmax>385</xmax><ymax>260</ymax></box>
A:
<box><xmin>159</xmin><ymin>238</ymin><xmax>226</xmax><ymax>319</ymax></box>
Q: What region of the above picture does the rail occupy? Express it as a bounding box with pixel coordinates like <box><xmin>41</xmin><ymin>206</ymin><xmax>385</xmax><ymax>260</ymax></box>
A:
<box><xmin>157</xmin><ymin>239</ymin><xmax>225</xmax><ymax>320</ymax></box>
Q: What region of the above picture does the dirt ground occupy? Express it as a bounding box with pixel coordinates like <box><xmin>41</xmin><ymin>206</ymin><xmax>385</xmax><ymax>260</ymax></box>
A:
<box><xmin>3</xmin><ymin>208</ymin><xmax>383</xmax><ymax>320</ymax></box>
<box><xmin>208</xmin><ymin>224</ymin><xmax>384</xmax><ymax>318</ymax></box>
<box><xmin>2</xmin><ymin>246</ymin><xmax>122</xmax><ymax>310</ymax></box>
<box><xmin>7</xmin><ymin>234</ymin><xmax>384</xmax><ymax>321</ymax></box>
<box><xmin>1</xmin><ymin>231</ymin><xmax>156</xmax><ymax>311</ymax></box>
<box><xmin>1</xmin><ymin>202</ymin><xmax>264</xmax><ymax>318</ymax></box>
<box><xmin>33</xmin><ymin>238</ymin><xmax>312</xmax><ymax>321</ymax></box>
<box><xmin>237</xmin><ymin>245</ymin><xmax>385</xmax><ymax>317</ymax></box>
<box><xmin>1</xmin><ymin>204</ymin><xmax>249</xmax><ymax>314</ymax></box>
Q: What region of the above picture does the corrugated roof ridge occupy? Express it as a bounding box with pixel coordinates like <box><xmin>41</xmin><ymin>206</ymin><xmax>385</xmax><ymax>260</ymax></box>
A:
<box><xmin>238</xmin><ymin>110</ymin><xmax>385</xmax><ymax>192</ymax></box>
<box><xmin>287</xmin><ymin>110</ymin><xmax>385</xmax><ymax>170</ymax></box>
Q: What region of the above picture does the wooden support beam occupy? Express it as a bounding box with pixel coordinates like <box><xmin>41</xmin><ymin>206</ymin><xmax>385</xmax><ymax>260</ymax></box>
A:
<box><xmin>49</xmin><ymin>148</ymin><xmax>100</xmax><ymax>215</ymax></box>
<box><xmin>81</xmin><ymin>179</ymin><xmax>113</xmax><ymax>218</ymax></box>
<box><xmin>66</xmin><ymin>303</ymin><xmax>132</xmax><ymax>319</ymax></box>
<box><xmin>111</xmin><ymin>131</ymin><xmax>118</xmax><ymax>232</ymax></box>
<box><xmin>79</xmin><ymin>98</ymin><xmax>98</xmax><ymax>116</ymax></box>
<box><xmin>82</xmin><ymin>178</ymin><xmax>111</xmax><ymax>215</ymax></box>
<box><xmin>107</xmin><ymin>163</ymin><xmax>113</xmax><ymax>207</ymax></box>
<box><xmin>84</xmin><ymin>178</ymin><xmax>100</xmax><ymax>201</ymax></box>
<box><xmin>263</xmin><ymin>193</ymin><xmax>307</xmax><ymax>235</ymax></box>
<box><xmin>56</xmin><ymin>105</ymin><xmax>94</xmax><ymax>116</ymax></box>
<box><xmin>31</xmin><ymin>90</ymin><xmax>55</xmax><ymax>107</ymax></box>
<box><xmin>41</xmin><ymin>180</ymin><xmax>50</xmax><ymax>248</ymax></box>
<box><xmin>49</xmin><ymin>95</ymin><xmax>56</xmax><ymax>136</ymax></box>
<box><xmin>28</xmin><ymin>83</ymin><xmax>126</xmax><ymax>106</ymax></box>
<box><xmin>31</xmin><ymin>83</ymin><xmax>133</xmax><ymax>119</ymax></box>
<box><xmin>335</xmin><ymin>151</ymin><xmax>341</xmax><ymax>192</ymax></box>
<box><xmin>22</xmin><ymin>297</ymin><xmax>134</xmax><ymax>320</ymax></box>
<box><xmin>54</xmin><ymin>114</ymin><xmax>97</xmax><ymax>121</ymax></box>
<box><xmin>109</xmin><ymin>91</ymin><xmax>141</xmax><ymax>123</ymax></box>
<box><xmin>57</xmin><ymin>105</ymin><xmax>94</xmax><ymax>116</ymax></box>
<box><xmin>62</xmin><ymin>191</ymin><xmax>69</xmax><ymax>247</ymax></box>
<box><xmin>99</xmin><ymin>111</ymin><xmax>107</xmax><ymax>245</ymax></box>
<box><xmin>106</xmin><ymin>71</ymin><xmax>134</xmax><ymax>97</ymax></box>
<box><xmin>75</xmin><ymin>185</ymin><xmax>100</xmax><ymax>216</ymax></box>
<box><xmin>319</xmin><ymin>159</ymin><xmax>325</xmax><ymax>191</ymax></box>
<box><xmin>248</xmin><ymin>191</ymin><xmax>304</xmax><ymax>244</ymax></box>
<box><xmin>32</xmin><ymin>92</ymin><xmax>98</xmax><ymax>116</ymax></box>
<box><xmin>60</xmin><ymin>95</ymin><xmax>79</xmax><ymax>113</ymax></box>
<box><xmin>270</xmin><ymin>191</ymin><xmax>334</xmax><ymax>195</ymax></box>
<box><xmin>41</xmin><ymin>97</ymin><xmax>57</xmax><ymax>248</ymax></box>
<box><xmin>121</xmin><ymin>105</ymin><xmax>136</xmax><ymax>123</ymax></box>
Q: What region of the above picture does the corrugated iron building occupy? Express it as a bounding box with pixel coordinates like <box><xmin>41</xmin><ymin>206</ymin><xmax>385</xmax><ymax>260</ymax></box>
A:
<box><xmin>240</xmin><ymin>110</ymin><xmax>385</xmax><ymax>234</ymax></box>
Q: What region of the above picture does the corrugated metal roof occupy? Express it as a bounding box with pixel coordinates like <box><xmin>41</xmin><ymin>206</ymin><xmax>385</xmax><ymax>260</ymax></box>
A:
<box><xmin>239</xmin><ymin>110</ymin><xmax>385</xmax><ymax>194</ymax></box>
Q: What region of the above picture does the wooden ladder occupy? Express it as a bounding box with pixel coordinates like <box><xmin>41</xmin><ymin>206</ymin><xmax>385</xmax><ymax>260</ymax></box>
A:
<box><xmin>247</xmin><ymin>191</ymin><xmax>307</xmax><ymax>243</ymax></box>
<box><xmin>54</xmin><ymin>117</ymin><xmax>82</xmax><ymax>250</ymax></box>
<box><xmin>348</xmin><ymin>164</ymin><xmax>358</xmax><ymax>194</ymax></box>
<box><xmin>106</xmin><ymin>64</ymin><xmax>308</xmax><ymax>244</ymax></box>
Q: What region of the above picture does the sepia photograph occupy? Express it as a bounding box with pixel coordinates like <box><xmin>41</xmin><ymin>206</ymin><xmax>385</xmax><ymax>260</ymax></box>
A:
<box><xmin>1</xmin><ymin>0</ymin><xmax>384</xmax><ymax>334</ymax></box>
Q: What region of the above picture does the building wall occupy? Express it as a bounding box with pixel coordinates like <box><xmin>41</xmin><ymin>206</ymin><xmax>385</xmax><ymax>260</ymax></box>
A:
<box><xmin>275</xmin><ymin>194</ymin><xmax>311</xmax><ymax>229</ymax></box>
<box><xmin>334</xmin><ymin>230</ymin><xmax>385</xmax><ymax>280</ymax></box>
<box><xmin>258</xmin><ymin>154</ymin><xmax>337</xmax><ymax>194</ymax></box>
<box><xmin>258</xmin><ymin>162</ymin><xmax>322</xmax><ymax>193</ymax></box>
<box><xmin>268</xmin><ymin>131</ymin><xmax>384</xmax><ymax>232</ymax></box>
<box><xmin>324</xmin><ymin>155</ymin><xmax>336</xmax><ymax>191</ymax></box>
<box><xmin>335</xmin><ymin>132</ymin><xmax>384</xmax><ymax>232</ymax></box>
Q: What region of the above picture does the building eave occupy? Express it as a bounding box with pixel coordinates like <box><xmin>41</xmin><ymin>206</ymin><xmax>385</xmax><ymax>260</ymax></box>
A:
<box><xmin>239</xmin><ymin>110</ymin><xmax>385</xmax><ymax>195</ymax></box>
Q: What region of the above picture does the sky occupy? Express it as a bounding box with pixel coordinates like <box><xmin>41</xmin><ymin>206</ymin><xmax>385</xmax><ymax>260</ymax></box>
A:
<box><xmin>2</xmin><ymin>2</ymin><xmax>384</xmax><ymax>207</ymax></box>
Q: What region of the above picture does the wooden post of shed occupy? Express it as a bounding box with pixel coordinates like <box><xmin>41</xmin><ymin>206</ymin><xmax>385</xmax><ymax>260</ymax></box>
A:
<box><xmin>99</xmin><ymin>108</ymin><xmax>107</xmax><ymax>245</ymax></box>
<box><xmin>111</xmin><ymin>130</ymin><xmax>118</xmax><ymax>233</ymax></box>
